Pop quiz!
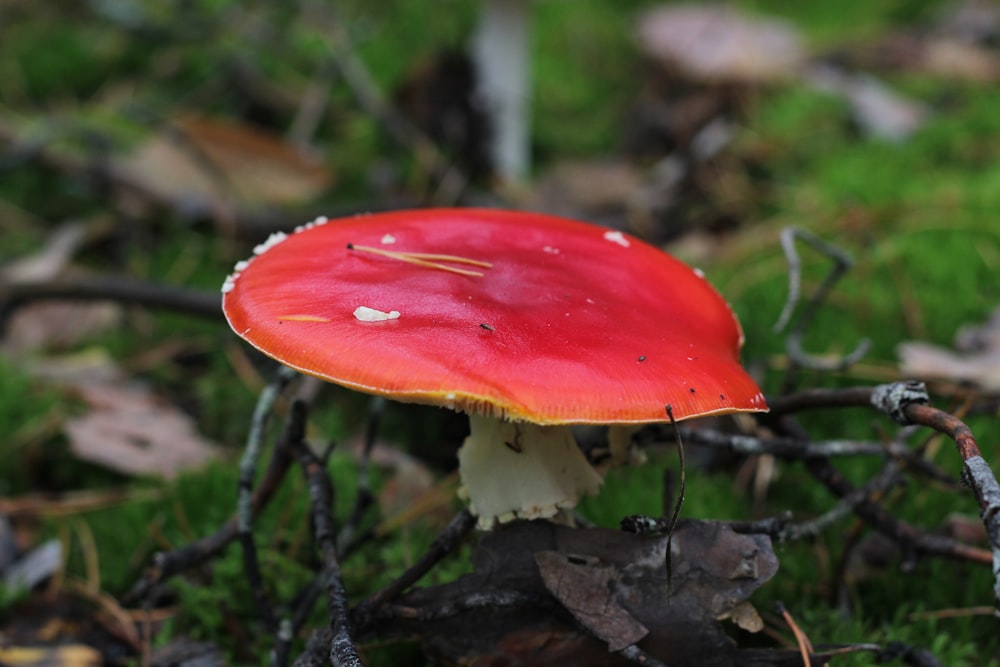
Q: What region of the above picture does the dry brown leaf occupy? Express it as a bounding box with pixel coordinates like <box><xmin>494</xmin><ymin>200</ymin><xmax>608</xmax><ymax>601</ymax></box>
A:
<box><xmin>1</xmin><ymin>222</ymin><xmax>123</xmax><ymax>356</ymax></box>
<box><xmin>898</xmin><ymin>308</ymin><xmax>1000</xmax><ymax>390</ymax></box>
<box><xmin>0</xmin><ymin>223</ymin><xmax>88</xmax><ymax>284</ymax></box>
<box><xmin>636</xmin><ymin>4</ymin><xmax>805</xmax><ymax>83</ymax></box>
<box><xmin>0</xmin><ymin>645</ymin><xmax>102</xmax><ymax>667</ymax></box>
<box><xmin>63</xmin><ymin>379</ymin><xmax>219</xmax><ymax>479</ymax></box>
<box><xmin>391</xmin><ymin>519</ymin><xmax>779</xmax><ymax>666</ymax></box>
<box><xmin>804</xmin><ymin>65</ymin><xmax>928</xmax><ymax>141</ymax></box>
<box><xmin>117</xmin><ymin>114</ymin><xmax>331</xmax><ymax>214</ymax></box>
<box><xmin>535</xmin><ymin>550</ymin><xmax>649</xmax><ymax>652</ymax></box>
<box><xmin>898</xmin><ymin>341</ymin><xmax>1000</xmax><ymax>390</ymax></box>
<box><xmin>2</xmin><ymin>302</ymin><xmax>122</xmax><ymax>357</ymax></box>
<box><xmin>923</xmin><ymin>39</ymin><xmax>1000</xmax><ymax>82</ymax></box>
<box><xmin>725</xmin><ymin>601</ymin><xmax>765</xmax><ymax>633</ymax></box>
<box><xmin>22</xmin><ymin>350</ymin><xmax>219</xmax><ymax>479</ymax></box>
<box><xmin>526</xmin><ymin>161</ymin><xmax>643</xmax><ymax>219</ymax></box>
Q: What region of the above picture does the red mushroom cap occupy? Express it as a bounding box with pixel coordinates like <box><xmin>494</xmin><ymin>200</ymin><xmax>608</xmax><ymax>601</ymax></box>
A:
<box><xmin>222</xmin><ymin>208</ymin><xmax>766</xmax><ymax>424</ymax></box>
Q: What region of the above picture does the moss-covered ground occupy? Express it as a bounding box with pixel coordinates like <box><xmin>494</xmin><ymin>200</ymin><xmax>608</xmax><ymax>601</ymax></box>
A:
<box><xmin>1</xmin><ymin>1</ymin><xmax>998</xmax><ymax>665</ymax></box>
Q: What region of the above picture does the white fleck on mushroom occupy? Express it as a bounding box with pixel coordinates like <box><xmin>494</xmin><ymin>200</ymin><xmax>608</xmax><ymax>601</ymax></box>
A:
<box><xmin>254</xmin><ymin>231</ymin><xmax>288</xmax><ymax>256</ymax></box>
<box><xmin>603</xmin><ymin>230</ymin><xmax>631</xmax><ymax>248</ymax></box>
<box><xmin>353</xmin><ymin>306</ymin><xmax>401</xmax><ymax>322</ymax></box>
<box><xmin>381</xmin><ymin>234</ymin><xmax>397</xmax><ymax>245</ymax></box>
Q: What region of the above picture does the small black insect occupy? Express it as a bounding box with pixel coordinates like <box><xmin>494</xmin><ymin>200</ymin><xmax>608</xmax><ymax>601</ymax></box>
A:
<box><xmin>480</xmin><ymin>323</ymin><xmax>495</xmax><ymax>331</ymax></box>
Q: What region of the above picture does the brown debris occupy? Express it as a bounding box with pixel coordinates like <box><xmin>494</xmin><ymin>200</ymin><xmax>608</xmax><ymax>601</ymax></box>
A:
<box><xmin>366</xmin><ymin>519</ymin><xmax>779</xmax><ymax>667</ymax></box>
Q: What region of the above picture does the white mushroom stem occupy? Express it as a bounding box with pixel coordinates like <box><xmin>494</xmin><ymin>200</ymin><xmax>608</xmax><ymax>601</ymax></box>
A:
<box><xmin>458</xmin><ymin>414</ymin><xmax>603</xmax><ymax>529</ymax></box>
<box><xmin>472</xmin><ymin>0</ymin><xmax>532</xmax><ymax>181</ymax></box>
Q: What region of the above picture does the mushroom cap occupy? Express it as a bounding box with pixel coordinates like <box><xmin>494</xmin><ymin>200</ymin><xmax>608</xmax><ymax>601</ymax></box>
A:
<box><xmin>222</xmin><ymin>208</ymin><xmax>766</xmax><ymax>424</ymax></box>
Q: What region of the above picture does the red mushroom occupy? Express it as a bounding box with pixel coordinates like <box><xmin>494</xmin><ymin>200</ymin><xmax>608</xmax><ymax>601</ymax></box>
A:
<box><xmin>222</xmin><ymin>209</ymin><xmax>766</xmax><ymax>527</ymax></box>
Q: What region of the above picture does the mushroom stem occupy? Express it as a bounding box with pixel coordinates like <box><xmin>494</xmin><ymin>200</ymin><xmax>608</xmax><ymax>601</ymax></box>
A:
<box><xmin>458</xmin><ymin>414</ymin><xmax>603</xmax><ymax>529</ymax></box>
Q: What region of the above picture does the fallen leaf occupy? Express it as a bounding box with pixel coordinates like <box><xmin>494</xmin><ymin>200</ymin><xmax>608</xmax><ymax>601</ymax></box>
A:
<box><xmin>3</xmin><ymin>540</ymin><xmax>62</xmax><ymax>591</ymax></box>
<box><xmin>941</xmin><ymin>512</ymin><xmax>988</xmax><ymax>545</ymax></box>
<box><xmin>117</xmin><ymin>114</ymin><xmax>331</xmax><ymax>216</ymax></box>
<box><xmin>64</xmin><ymin>379</ymin><xmax>219</xmax><ymax>479</ymax></box>
<box><xmin>535</xmin><ymin>551</ymin><xmax>649</xmax><ymax>652</ymax></box>
<box><xmin>636</xmin><ymin>4</ymin><xmax>805</xmax><ymax>84</ymax></box>
<box><xmin>922</xmin><ymin>39</ymin><xmax>1000</xmax><ymax>82</ymax></box>
<box><xmin>345</xmin><ymin>436</ymin><xmax>448</xmax><ymax>524</ymax></box>
<box><xmin>955</xmin><ymin>306</ymin><xmax>1000</xmax><ymax>353</ymax></box>
<box><xmin>897</xmin><ymin>341</ymin><xmax>1000</xmax><ymax>390</ymax></box>
<box><xmin>22</xmin><ymin>350</ymin><xmax>219</xmax><ymax>479</ymax></box>
<box><xmin>725</xmin><ymin>600</ymin><xmax>765</xmax><ymax>633</ymax></box>
<box><xmin>526</xmin><ymin>160</ymin><xmax>643</xmax><ymax>220</ymax></box>
<box><xmin>804</xmin><ymin>65</ymin><xmax>928</xmax><ymax>141</ymax></box>
<box><xmin>0</xmin><ymin>223</ymin><xmax>88</xmax><ymax>284</ymax></box>
<box><xmin>385</xmin><ymin>519</ymin><xmax>780</xmax><ymax>666</ymax></box>
<box><xmin>0</xmin><ymin>645</ymin><xmax>102</xmax><ymax>667</ymax></box>
<box><xmin>1</xmin><ymin>222</ymin><xmax>122</xmax><ymax>356</ymax></box>
<box><xmin>898</xmin><ymin>308</ymin><xmax>1000</xmax><ymax>390</ymax></box>
<box><xmin>2</xmin><ymin>302</ymin><xmax>122</xmax><ymax>357</ymax></box>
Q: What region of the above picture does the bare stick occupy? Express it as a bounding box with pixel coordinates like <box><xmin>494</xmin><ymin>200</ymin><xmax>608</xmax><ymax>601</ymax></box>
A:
<box><xmin>773</xmin><ymin>227</ymin><xmax>870</xmax><ymax>378</ymax></box>
<box><xmin>124</xmin><ymin>393</ymin><xmax>301</xmax><ymax>604</ymax></box>
<box><xmin>763</xmin><ymin>383</ymin><xmax>1000</xmax><ymax>593</ymax></box>
<box><xmin>652</xmin><ymin>425</ymin><xmax>959</xmax><ymax>487</ymax></box>
<box><xmin>353</xmin><ymin>508</ymin><xmax>475</xmax><ymax>622</ymax></box>
<box><xmin>0</xmin><ymin>277</ymin><xmax>221</xmax><ymax>334</ymax></box>
<box><xmin>290</xmin><ymin>421</ymin><xmax>364</xmax><ymax>667</ymax></box>
<box><xmin>663</xmin><ymin>405</ymin><xmax>685</xmax><ymax>593</ymax></box>
<box><xmin>238</xmin><ymin>365</ymin><xmax>299</xmax><ymax>630</ymax></box>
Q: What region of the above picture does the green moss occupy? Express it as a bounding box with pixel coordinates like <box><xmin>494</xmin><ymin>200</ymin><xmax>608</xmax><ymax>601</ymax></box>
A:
<box><xmin>3</xmin><ymin>1</ymin><xmax>1000</xmax><ymax>664</ymax></box>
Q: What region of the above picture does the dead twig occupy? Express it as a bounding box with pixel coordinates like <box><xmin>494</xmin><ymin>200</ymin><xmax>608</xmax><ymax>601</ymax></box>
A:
<box><xmin>774</xmin><ymin>227</ymin><xmax>871</xmax><ymax>383</ymax></box>
<box><xmin>289</xmin><ymin>417</ymin><xmax>364</xmax><ymax>667</ymax></box>
<box><xmin>0</xmin><ymin>276</ymin><xmax>222</xmax><ymax>336</ymax></box>
<box><xmin>657</xmin><ymin>425</ymin><xmax>959</xmax><ymax>486</ymax></box>
<box><xmin>124</xmin><ymin>385</ymin><xmax>302</xmax><ymax>604</ymax></box>
<box><xmin>238</xmin><ymin>365</ymin><xmax>300</xmax><ymax>631</ymax></box>
<box><xmin>353</xmin><ymin>508</ymin><xmax>475</xmax><ymax>624</ymax></box>
<box><xmin>764</xmin><ymin>382</ymin><xmax>1000</xmax><ymax>607</ymax></box>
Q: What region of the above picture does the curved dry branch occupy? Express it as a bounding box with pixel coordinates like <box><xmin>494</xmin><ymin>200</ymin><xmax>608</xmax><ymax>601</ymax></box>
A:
<box><xmin>766</xmin><ymin>382</ymin><xmax>1000</xmax><ymax>609</ymax></box>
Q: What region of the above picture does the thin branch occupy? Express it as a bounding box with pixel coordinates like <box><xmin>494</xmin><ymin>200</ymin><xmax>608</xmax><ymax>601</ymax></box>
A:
<box><xmin>761</xmin><ymin>382</ymin><xmax>1000</xmax><ymax>587</ymax></box>
<box><xmin>124</xmin><ymin>392</ymin><xmax>302</xmax><ymax>604</ymax></box>
<box><xmin>647</xmin><ymin>425</ymin><xmax>960</xmax><ymax>487</ymax></box>
<box><xmin>290</xmin><ymin>422</ymin><xmax>364</xmax><ymax>667</ymax></box>
<box><xmin>0</xmin><ymin>277</ymin><xmax>222</xmax><ymax>335</ymax></box>
<box><xmin>353</xmin><ymin>508</ymin><xmax>475</xmax><ymax>625</ymax></box>
<box><xmin>663</xmin><ymin>404</ymin><xmax>685</xmax><ymax>593</ymax></box>
<box><xmin>774</xmin><ymin>227</ymin><xmax>871</xmax><ymax>378</ymax></box>
<box><xmin>238</xmin><ymin>365</ymin><xmax>299</xmax><ymax>630</ymax></box>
